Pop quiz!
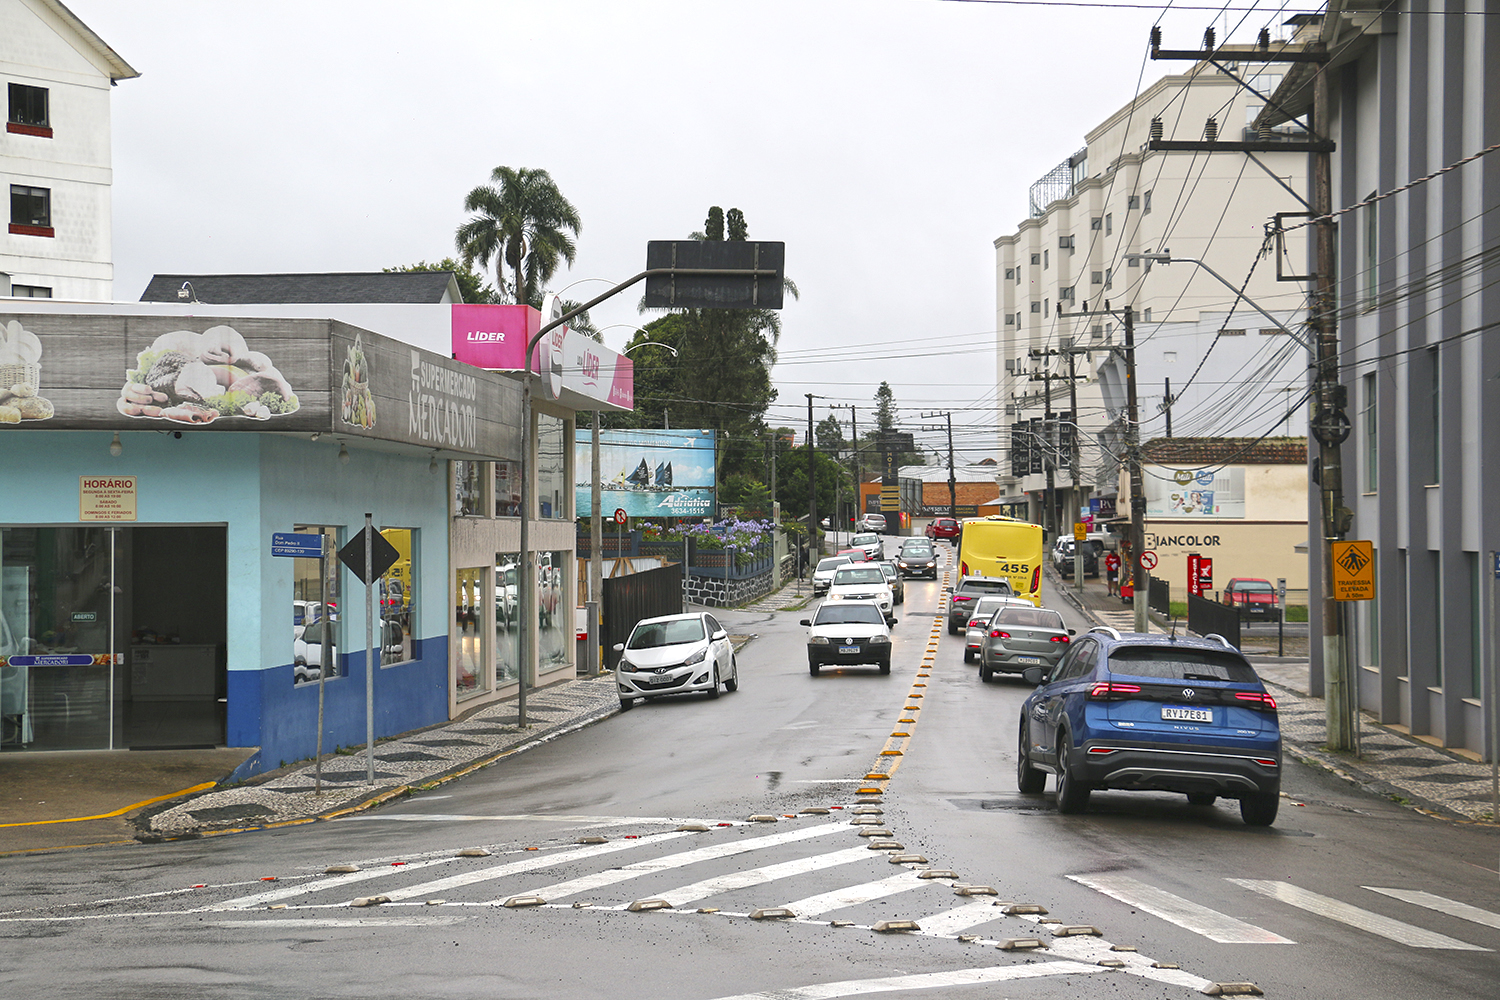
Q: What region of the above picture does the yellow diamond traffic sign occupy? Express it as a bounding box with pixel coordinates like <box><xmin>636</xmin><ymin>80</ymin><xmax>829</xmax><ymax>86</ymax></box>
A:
<box><xmin>1331</xmin><ymin>540</ymin><xmax>1374</xmax><ymax>600</ymax></box>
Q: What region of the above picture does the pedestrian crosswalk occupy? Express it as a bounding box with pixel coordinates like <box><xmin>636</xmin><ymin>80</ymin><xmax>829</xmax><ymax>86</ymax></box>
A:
<box><xmin>1086</xmin><ymin>607</ymin><xmax>1164</xmax><ymax>634</ymax></box>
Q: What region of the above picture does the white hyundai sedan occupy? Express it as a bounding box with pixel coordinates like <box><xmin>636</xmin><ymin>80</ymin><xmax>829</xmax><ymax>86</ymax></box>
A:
<box><xmin>613</xmin><ymin>612</ymin><xmax>739</xmax><ymax>710</ymax></box>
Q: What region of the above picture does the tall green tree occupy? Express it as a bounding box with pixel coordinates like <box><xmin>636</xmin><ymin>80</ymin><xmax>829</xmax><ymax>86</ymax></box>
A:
<box><xmin>874</xmin><ymin>381</ymin><xmax>897</xmax><ymax>432</ymax></box>
<box><xmin>384</xmin><ymin>258</ymin><xmax>499</xmax><ymax>304</ymax></box>
<box><xmin>816</xmin><ymin>413</ymin><xmax>845</xmax><ymax>452</ymax></box>
<box><xmin>455</xmin><ymin>166</ymin><xmax>581</xmax><ymax>308</ymax></box>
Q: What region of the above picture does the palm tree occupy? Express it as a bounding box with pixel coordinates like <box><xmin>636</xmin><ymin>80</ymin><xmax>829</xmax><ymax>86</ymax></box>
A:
<box><xmin>454</xmin><ymin>166</ymin><xmax>582</xmax><ymax>308</ymax></box>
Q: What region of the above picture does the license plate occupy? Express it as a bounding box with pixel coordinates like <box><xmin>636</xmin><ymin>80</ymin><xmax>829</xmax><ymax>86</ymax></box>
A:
<box><xmin>1015</xmin><ymin>655</ymin><xmax>1043</xmax><ymax>665</ymax></box>
<box><xmin>839</xmin><ymin>646</ymin><xmax>860</xmax><ymax>654</ymax></box>
<box><xmin>1162</xmin><ymin>706</ymin><xmax>1213</xmax><ymax>722</ymax></box>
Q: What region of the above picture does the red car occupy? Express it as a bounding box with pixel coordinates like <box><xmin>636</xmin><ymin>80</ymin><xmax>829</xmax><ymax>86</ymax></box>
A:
<box><xmin>926</xmin><ymin>517</ymin><xmax>961</xmax><ymax>541</ymax></box>
<box><xmin>1222</xmin><ymin>578</ymin><xmax>1280</xmax><ymax>621</ymax></box>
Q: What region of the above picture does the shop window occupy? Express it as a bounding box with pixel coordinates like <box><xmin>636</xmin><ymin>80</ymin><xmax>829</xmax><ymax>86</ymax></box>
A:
<box><xmin>7</xmin><ymin>83</ymin><xmax>51</xmax><ymax>136</ymax></box>
<box><xmin>495</xmin><ymin>459</ymin><xmax>521</xmax><ymax>517</ymax></box>
<box><xmin>536</xmin><ymin>414</ymin><xmax>568</xmax><ymax>519</ymax></box>
<box><xmin>10</xmin><ymin>185</ymin><xmax>53</xmax><ymax>236</ymax></box>
<box><xmin>495</xmin><ymin>554</ymin><xmax>520</xmax><ymax>685</ymax></box>
<box><xmin>537</xmin><ymin>550</ymin><xmax>569</xmax><ymax>671</ymax></box>
<box><xmin>379</xmin><ymin>528</ymin><xmax>416</xmax><ymax>664</ymax></box>
<box><xmin>454</xmin><ymin>460</ymin><xmax>484</xmax><ymax>516</ymax></box>
<box><xmin>455</xmin><ymin>567</ymin><xmax>487</xmax><ymax>697</ymax></box>
<box><xmin>291</xmin><ymin>525</ymin><xmax>340</xmax><ymax>685</ymax></box>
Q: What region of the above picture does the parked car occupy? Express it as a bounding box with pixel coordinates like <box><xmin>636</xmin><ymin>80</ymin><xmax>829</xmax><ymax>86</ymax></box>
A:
<box><xmin>293</xmin><ymin>620</ymin><xmax>336</xmax><ymax>683</ymax></box>
<box><xmin>877</xmin><ymin>561</ymin><xmax>905</xmax><ymax>605</ymax></box>
<box><xmin>946</xmin><ymin>575</ymin><xmax>1016</xmax><ymax>634</ymax></box>
<box><xmin>613</xmin><ymin>612</ymin><xmax>739</xmax><ymax>710</ymax></box>
<box><xmin>925</xmin><ymin>517</ymin><xmax>961</xmax><ymax>541</ymax></box>
<box><xmin>857</xmin><ymin>513</ymin><xmax>888</xmax><ymax>532</ymax></box>
<box><xmin>812</xmin><ymin>555</ymin><xmax>854</xmax><ymax>595</ymax></box>
<box><xmin>1051</xmin><ymin>539</ymin><xmax>1099</xmax><ymax>577</ymax></box>
<box><xmin>802</xmin><ymin>600</ymin><xmax>892</xmax><ymax>675</ymax></box>
<box><xmin>827</xmin><ymin>564</ymin><xmax>895</xmax><ymax>622</ymax></box>
<box><xmin>895</xmin><ymin>540</ymin><xmax>938</xmax><ymax>579</ymax></box>
<box><xmin>963</xmin><ymin>594</ymin><xmax>1035</xmax><ymax>662</ymax></box>
<box><xmin>978</xmin><ymin>605</ymin><xmax>1073</xmax><ymax>681</ymax></box>
<box><xmin>1222</xmin><ymin>578</ymin><xmax>1280</xmax><ymax>621</ymax></box>
<box><xmin>850</xmin><ymin>532</ymin><xmax>885</xmax><ymax>561</ymax></box>
<box><xmin>1016</xmin><ymin>627</ymin><xmax>1282</xmax><ymax>825</ymax></box>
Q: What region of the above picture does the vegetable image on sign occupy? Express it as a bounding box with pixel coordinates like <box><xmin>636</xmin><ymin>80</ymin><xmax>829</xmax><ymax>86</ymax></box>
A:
<box><xmin>119</xmin><ymin>325</ymin><xmax>299</xmax><ymax>425</ymax></box>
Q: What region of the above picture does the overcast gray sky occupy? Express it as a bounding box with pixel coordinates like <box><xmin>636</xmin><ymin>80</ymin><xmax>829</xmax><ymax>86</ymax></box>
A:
<box><xmin>72</xmin><ymin>0</ymin><xmax>1307</xmax><ymax>463</ymax></box>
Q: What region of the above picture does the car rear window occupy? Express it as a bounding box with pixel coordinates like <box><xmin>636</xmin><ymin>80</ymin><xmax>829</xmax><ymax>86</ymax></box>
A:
<box><xmin>1236</xmin><ymin>581</ymin><xmax>1274</xmax><ymax>593</ymax></box>
<box><xmin>628</xmin><ymin>618</ymin><xmax>706</xmax><ymax>648</ymax></box>
<box><xmin>1106</xmin><ymin>647</ymin><xmax>1259</xmax><ymax>683</ymax></box>
<box><xmin>959</xmin><ymin>579</ymin><xmax>1014</xmax><ymax>595</ymax></box>
<box><xmin>815</xmin><ymin>604</ymin><xmax>884</xmax><ymax>625</ymax></box>
<box><xmin>817</xmin><ymin>558</ymin><xmax>850</xmax><ymax>572</ymax></box>
<box><xmin>852</xmin><ymin>534</ymin><xmax>879</xmax><ymax>546</ymax></box>
<box><xmin>996</xmin><ymin>608</ymin><xmax>1064</xmax><ymax>630</ymax></box>
<box><xmin>835</xmin><ymin>567</ymin><xmax>885</xmax><ymax>585</ymax></box>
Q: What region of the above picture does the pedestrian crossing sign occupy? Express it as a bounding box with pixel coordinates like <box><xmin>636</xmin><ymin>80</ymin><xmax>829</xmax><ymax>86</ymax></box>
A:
<box><xmin>1331</xmin><ymin>540</ymin><xmax>1375</xmax><ymax>600</ymax></box>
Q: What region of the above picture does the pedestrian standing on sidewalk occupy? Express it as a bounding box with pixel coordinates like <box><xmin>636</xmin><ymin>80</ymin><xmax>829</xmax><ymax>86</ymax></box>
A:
<box><xmin>1104</xmin><ymin>550</ymin><xmax>1121</xmax><ymax>596</ymax></box>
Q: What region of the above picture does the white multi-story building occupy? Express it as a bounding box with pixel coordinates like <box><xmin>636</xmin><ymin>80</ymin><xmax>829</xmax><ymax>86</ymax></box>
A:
<box><xmin>994</xmin><ymin>59</ymin><xmax>1311</xmax><ymax>534</ymax></box>
<box><xmin>2</xmin><ymin>0</ymin><xmax>137</xmax><ymax>301</ymax></box>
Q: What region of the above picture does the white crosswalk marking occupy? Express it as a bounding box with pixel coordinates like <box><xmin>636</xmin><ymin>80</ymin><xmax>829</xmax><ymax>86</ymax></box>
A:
<box><xmin>1071</xmin><ymin>874</ymin><xmax>1294</xmax><ymax>944</ymax></box>
<box><xmin>909</xmin><ymin>901</ymin><xmax>1006</xmax><ymax>937</ymax></box>
<box><xmin>497</xmin><ymin>822</ymin><xmax>851</xmax><ymax>904</ymax></box>
<box><xmin>1089</xmin><ymin>609</ymin><xmax>1163</xmax><ymax>634</ymax></box>
<box><xmin>1363</xmin><ymin>888</ymin><xmax>1500</xmax><ymax>930</ymax></box>
<box><xmin>642</xmin><ymin>846</ymin><xmax>873</xmax><ymax>909</ymax></box>
<box><xmin>1229</xmin><ymin>879</ymin><xmax>1491</xmax><ymax>950</ymax></box>
<box><xmin>703</xmin><ymin>961</ymin><xmax>1108</xmax><ymax>1000</ymax></box>
<box><xmin>780</xmin><ymin>870</ymin><xmax>926</xmax><ymax>917</ymax></box>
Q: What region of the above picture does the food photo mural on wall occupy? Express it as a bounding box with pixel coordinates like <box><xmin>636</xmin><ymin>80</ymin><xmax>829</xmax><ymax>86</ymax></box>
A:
<box><xmin>119</xmin><ymin>325</ymin><xmax>299</xmax><ymax>424</ymax></box>
<box><xmin>0</xmin><ymin>320</ymin><xmax>53</xmax><ymax>424</ymax></box>
<box><xmin>340</xmin><ymin>333</ymin><xmax>375</xmax><ymax>429</ymax></box>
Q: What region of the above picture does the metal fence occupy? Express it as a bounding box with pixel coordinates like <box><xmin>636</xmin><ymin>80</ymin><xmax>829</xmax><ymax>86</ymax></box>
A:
<box><xmin>1186</xmin><ymin>593</ymin><xmax>1241</xmax><ymax>649</ymax></box>
<box><xmin>601</xmin><ymin>563</ymin><xmax>685</xmax><ymax>671</ymax></box>
<box><xmin>1149</xmin><ymin>577</ymin><xmax>1171</xmax><ymax>617</ymax></box>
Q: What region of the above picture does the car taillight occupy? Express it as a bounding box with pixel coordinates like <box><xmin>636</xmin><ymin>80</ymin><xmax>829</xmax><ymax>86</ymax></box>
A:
<box><xmin>1252</xmin><ymin>757</ymin><xmax>1279</xmax><ymax>768</ymax></box>
<box><xmin>969</xmin><ymin>618</ymin><xmax>985</xmax><ymax>628</ymax></box>
<box><xmin>989</xmin><ymin>629</ymin><xmax>1010</xmax><ymax>639</ymax></box>
<box><xmin>953</xmin><ymin>594</ymin><xmax>971</xmax><ymax>603</ymax></box>
<box><xmin>1088</xmin><ymin>681</ymin><xmax>1141</xmax><ymax>699</ymax></box>
<box><xmin>960</xmin><ymin>560</ymin><xmax>968</xmax><ymax>575</ymax></box>
<box><xmin>1030</xmin><ymin>565</ymin><xmax>1041</xmax><ymax>593</ymax></box>
<box><xmin>1235</xmin><ymin>691</ymin><xmax>1278</xmax><ymax>710</ymax></box>
<box><xmin>1049</xmin><ymin>635</ymin><xmax>1070</xmax><ymax>643</ymax></box>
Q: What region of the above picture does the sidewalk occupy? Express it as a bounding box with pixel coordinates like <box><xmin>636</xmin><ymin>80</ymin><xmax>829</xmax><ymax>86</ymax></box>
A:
<box><xmin>1046</xmin><ymin>564</ymin><xmax>1499</xmax><ymax>825</ymax></box>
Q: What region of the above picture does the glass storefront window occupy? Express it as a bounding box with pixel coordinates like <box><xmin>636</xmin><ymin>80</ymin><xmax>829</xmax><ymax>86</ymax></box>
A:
<box><xmin>495</xmin><ymin>554</ymin><xmax>520</xmax><ymax>685</ymax></box>
<box><xmin>538</xmin><ymin>550</ymin><xmax>569</xmax><ymax>670</ymax></box>
<box><xmin>379</xmin><ymin>527</ymin><xmax>416</xmax><ymax>664</ymax></box>
<box><xmin>292</xmin><ymin>525</ymin><xmax>340</xmax><ymax>685</ymax></box>
<box><xmin>455</xmin><ymin>566</ymin><xmax>486</xmax><ymax>697</ymax></box>
<box><xmin>454</xmin><ymin>461</ymin><xmax>485</xmax><ymax>516</ymax></box>
<box><xmin>495</xmin><ymin>460</ymin><xmax>520</xmax><ymax>517</ymax></box>
<box><xmin>536</xmin><ymin>414</ymin><xmax>567</xmax><ymax>519</ymax></box>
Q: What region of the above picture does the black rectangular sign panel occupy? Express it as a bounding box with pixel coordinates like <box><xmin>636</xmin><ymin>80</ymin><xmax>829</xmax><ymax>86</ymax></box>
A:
<box><xmin>644</xmin><ymin>241</ymin><xmax>784</xmax><ymax>310</ymax></box>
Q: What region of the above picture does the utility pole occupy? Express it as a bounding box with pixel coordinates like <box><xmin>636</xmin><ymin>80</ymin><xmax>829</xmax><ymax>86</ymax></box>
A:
<box><xmin>806</xmin><ymin>393</ymin><xmax>818</xmax><ymax>565</ymax></box>
<box><xmin>920</xmin><ymin>411</ymin><xmax>957</xmax><ymax>521</ymax></box>
<box><xmin>1026</xmin><ymin>355</ymin><xmax>1058</xmax><ymax>542</ymax></box>
<box><xmin>832</xmin><ymin>403</ymin><xmax>860</xmax><ymax>534</ymax></box>
<box><xmin>1065</xmin><ymin>346</ymin><xmax>1085</xmax><ymax>591</ymax></box>
<box><xmin>1147</xmin><ymin>19</ymin><xmax>1350</xmax><ymax>747</ymax></box>
<box><xmin>1163</xmin><ymin>376</ymin><xmax>1173</xmax><ymax>438</ymax></box>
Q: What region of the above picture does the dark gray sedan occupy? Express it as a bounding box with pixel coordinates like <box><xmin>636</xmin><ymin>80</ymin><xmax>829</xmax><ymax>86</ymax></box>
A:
<box><xmin>978</xmin><ymin>606</ymin><xmax>1074</xmax><ymax>681</ymax></box>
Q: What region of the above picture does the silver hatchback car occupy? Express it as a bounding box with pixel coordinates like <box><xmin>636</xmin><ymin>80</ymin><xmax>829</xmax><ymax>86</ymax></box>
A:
<box><xmin>978</xmin><ymin>605</ymin><xmax>1074</xmax><ymax>681</ymax></box>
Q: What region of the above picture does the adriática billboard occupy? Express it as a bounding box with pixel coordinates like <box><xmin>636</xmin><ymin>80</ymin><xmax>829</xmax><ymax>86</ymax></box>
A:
<box><xmin>575</xmin><ymin>428</ymin><xmax>716</xmax><ymax>519</ymax></box>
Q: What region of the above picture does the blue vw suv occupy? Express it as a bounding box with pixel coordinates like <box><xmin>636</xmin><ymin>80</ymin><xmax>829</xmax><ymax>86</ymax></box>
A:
<box><xmin>1017</xmin><ymin>626</ymin><xmax>1282</xmax><ymax>826</ymax></box>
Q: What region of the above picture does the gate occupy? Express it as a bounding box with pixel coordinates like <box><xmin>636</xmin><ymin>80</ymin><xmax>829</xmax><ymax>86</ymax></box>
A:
<box><xmin>1187</xmin><ymin>592</ymin><xmax>1241</xmax><ymax>649</ymax></box>
<box><xmin>601</xmin><ymin>563</ymin><xmax>685</xmax><ymax>671</ymax></box>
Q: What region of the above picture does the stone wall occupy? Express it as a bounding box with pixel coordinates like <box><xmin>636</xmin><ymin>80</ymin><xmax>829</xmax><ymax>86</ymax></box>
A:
<box><xmin>686</xmin><ymin>568</ymin><xmax>775</xmax><ymax>608</ymax></box>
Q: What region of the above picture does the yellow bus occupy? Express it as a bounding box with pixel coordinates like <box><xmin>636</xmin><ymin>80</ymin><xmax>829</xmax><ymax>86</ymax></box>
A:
<box><xmin>956</xmin><ymin>515</ymin><xmax>1045</xmax><ymax>606</ymax></box>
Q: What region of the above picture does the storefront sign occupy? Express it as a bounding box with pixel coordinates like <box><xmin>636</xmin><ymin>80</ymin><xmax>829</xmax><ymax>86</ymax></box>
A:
<box><xmin>79</xmin><ymin>475</ymin><xmax>136</xmax><ymax>521</ymax></box>
<box><xmin>5</xmin><ymin>653</ymin><xmax>100</xmax><ymax>667</ymax></box>
<box><xmin>450</xmin><ymin>304</ymin><xmax>634</xmax><ymax>410</ymax></box>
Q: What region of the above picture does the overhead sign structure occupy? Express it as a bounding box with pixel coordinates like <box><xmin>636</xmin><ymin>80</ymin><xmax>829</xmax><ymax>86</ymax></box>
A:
<box><xmin>1331</xmin><ymin>540</ymin><xmax>1375</xmax><ymax>600</ymax></box>
<box><xmin>643</xmin><ymin>241</ymin><xmax>785</xmax><ymax>311</ymax></box>
<box><xmin>271</xmin><ymin>532</ymin><xmax>324</xmax><ymax>559</ymax></box>
<box><xmin>876</xmin><ymin>432</ymin><xmax>915</xmax><ymax>453</ymax></box>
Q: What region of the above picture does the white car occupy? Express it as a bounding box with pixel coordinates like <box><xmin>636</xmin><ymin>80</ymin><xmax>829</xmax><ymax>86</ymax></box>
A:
<box><xmin>826</xmin><ymin>564</ymin><xmax>895</xmax><ymax>622</ymax></box>
<box><xmin>293</xmin><ymin>620</ymin><xmax>335</xmax><ymax>683</ymax></box>
<box><xmin>857</xmin><ymin>513</ymin><xmax>887</xmax><ymax>532</ymax></box>
<box><xmin>613</xmin><ymin>612</ymin><xmax>739</xmax><ymax>710</ymax></box>
<box><xmin>802</xmin><ymin>599</ymin><xmax>892</xmax><ymax>675</ymax></box>
<box><xmin>963</xmin><ymin>595</ymin><xmax>1037</xmax><ymax>662</ymax></box>
<box><xmin>811</xmin><ymin>555</ymin><xmax>853</xmax><ymax>595</ymax></box>
<box><xmin>849</xmin><ymin>532</ymin><xmax>885</xmax><ymax>561</ymax></box>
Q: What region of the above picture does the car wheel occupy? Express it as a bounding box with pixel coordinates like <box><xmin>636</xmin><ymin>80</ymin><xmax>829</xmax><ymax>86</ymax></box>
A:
<box><xmin>878</xmin><ymin>659</ymin><xmax>891</xmax><ymax>675</ymax></box>
<box><xmin>948</xmin><ymin>620</ymin><xmax>960</xmax><ymax>635</ymax></box>
<box><xmin>724</xmin><ymin>656</ymin><xmax>739</xmax><ymax>693</ymax></box>
<box><xmin>808</xmin><ymin>661</ymin><xmax>820</xmax><ymax>677</ymax></box>
<box><xmin>618</xmin><ymin>696</ymin><xmax>634</xmax><ymax>712</ymax></box>
<box><xmin>706</xmin><ymin>666</ymin><xmax>721</xmax><ymax>700</ymax></box>
<box><xmin>1186</xmin><ymin>792</ymin><xmax>1217</xmax><ymax>806</ymax></box>
<box><xmin>1017</xmin><ymin>722</ymin><xmax>1046</xmax><ymax>794</ymax></box>
<box><xmin>963</xmin><ymin>648</ymin><xmax>974</xmax><ymax>663</ymax></box>
<box><xmin>1054</xmin><ymin>735</ymin><xmax>1092</xmax><ymax>814</ymax></box>
<box><xmin>979</xmin><ymin>664</ymin><xmax>993</xmax><ymax>683</ymax></box>
<box><xmin>1240</xmin><ymin>787</ymin><xmax>1280</xmax><ymax>826</ymax></box>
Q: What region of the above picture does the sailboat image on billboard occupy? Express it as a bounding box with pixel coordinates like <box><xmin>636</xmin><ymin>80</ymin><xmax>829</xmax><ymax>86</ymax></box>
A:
<box><xmin>577</xmin><ymin>430</ymin><xmax>715</xmax><ymax>518</ymax></box>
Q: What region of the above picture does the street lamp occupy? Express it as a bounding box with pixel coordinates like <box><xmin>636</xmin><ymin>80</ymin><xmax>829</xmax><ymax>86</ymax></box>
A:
<box><xmin>1122</xmin><ymin>253</ymin><xmax>1313</xmax><ymax>351</ymax></box>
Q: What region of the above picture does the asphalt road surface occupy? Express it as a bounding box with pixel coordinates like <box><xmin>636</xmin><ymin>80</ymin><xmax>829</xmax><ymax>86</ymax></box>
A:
<box><xmin>2</xmin><ymin>555</ymin><xmax>1496</xmax><ymax>1000</ymax></box>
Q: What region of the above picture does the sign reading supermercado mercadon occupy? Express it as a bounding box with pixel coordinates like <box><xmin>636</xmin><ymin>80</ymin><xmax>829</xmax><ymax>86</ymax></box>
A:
<box><xmin>0</xmin><ymin>313</ymin><xmax>521</xmax><ymax>460</ymax></box>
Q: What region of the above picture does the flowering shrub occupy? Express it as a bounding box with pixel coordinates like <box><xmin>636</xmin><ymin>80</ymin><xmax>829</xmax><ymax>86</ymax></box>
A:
<box><xmin>639</xmin><ymin>518</ymin><xmax>775</xmax><ymax>567</ymax></box>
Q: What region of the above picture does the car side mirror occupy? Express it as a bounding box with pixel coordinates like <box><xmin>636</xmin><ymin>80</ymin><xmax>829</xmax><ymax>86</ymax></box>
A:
<box><xmin>612</xmin><ymin>643</ymin><xmax>625</xmax><ymax>653</ymax></box>
<box><xmin>1022</xmin><ymin>666</ymin><xmax>1046</xmax><ymax>685</ymax></box>
<box><xmin>888</xmin><ymin>618</ymin><xmax>898</xmax><ymax>626</ymax></box>
<box><xmin>799</xmin><ymin>619</ymin><xmax>811</xmax><ymax>627</ymax></box>
<box><xmin>712</xmin><ymin>629</ymin><xmax>727</xmax><ymax>640</ymax></box>
<box><xmin>1067</xmin><ymin>629</ymin><xmax>1076</xmax><ymax>636</ymax></box>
